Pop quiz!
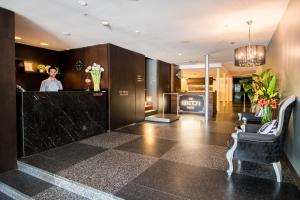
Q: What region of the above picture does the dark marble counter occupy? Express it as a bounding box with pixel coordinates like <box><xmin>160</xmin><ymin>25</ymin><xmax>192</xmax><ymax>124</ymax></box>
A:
<box><xmin>17</xmin><ymin>91</ymin><xmax>107</xmax><ymax>157</ymax></box>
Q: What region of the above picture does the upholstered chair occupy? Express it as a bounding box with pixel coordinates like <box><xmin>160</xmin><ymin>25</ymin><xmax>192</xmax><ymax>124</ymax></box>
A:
<box><xmin>237</xmin><ymin>97</ymin><xmax>289</xmax><ymax>132</ymax></box>
<box><xmin>227</xmin><ymin>96</ymin><xmax>296</xmax><ymax>182</ymax></box>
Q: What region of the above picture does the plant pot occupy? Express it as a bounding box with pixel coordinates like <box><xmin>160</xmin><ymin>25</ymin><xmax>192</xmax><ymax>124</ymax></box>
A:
<box><xmin>262</xmin><ymin>105</ymin><xmax>272</xmax><ymax>124</ymax></box>
<box><xmin>91</xmin><ymin>73</ymin><xmax>101</xmax><ymax>92</ymax></box>
<box><xmin>93</xmin><ymin>82</ymin><xmax>100</xmax><ymax>91</ymax></box>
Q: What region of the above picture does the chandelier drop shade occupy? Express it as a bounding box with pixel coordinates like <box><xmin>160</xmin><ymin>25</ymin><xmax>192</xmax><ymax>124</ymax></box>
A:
<box><xmin>234</xmin><ymin>20</ymin><xmax>266</xmax><ymax>67</ymax></box>
<box><xmin>234</xmin><ymin>45</ymin><xmax>266</xmax><ymax>67</ymax></box>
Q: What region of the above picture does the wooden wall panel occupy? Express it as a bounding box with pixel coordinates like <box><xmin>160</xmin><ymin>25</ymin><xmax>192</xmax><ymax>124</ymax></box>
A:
<box><xmin>171</xmin><ymin>64</ymin><xmax>181</xmax><ymax>92</ymax></box>
<box><xmin>15</xmin><ymin>43</ymin><xmax>62</xmax><ymax>91</ymax></box>
<box><xmin>157</xmin><ymin>60</ymin><xmax>171</xmax><ymax>113</ymax></box>
<box><xmin>135</xmin><ymin>53</ymin><xmax>146</xmax><ymax>122</ymax></box>
<box><xmin>62</xmin><ymin>44</ymin><xmax>109</xmax><ymax>90</ymax></box>
<box><xmin>109</xmin><ymin>44</ymin><xmax>145</xmax><ymax>130</ymax></box>
<box><xmin>0</xmin><ymin>8</ymin><xmax>16</xmax><ymax>173</ymax></box>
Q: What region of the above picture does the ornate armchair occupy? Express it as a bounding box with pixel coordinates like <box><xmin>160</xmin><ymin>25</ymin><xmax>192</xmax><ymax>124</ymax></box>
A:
<box><xmin>227</xmin><ymin>96</ymin><xmax>296</xmax><ymax>182</ymax></box>
<box><xmin>237</xmin><ymin>97</ymin><xmax>289</xmax><ymax>132</ymax></box>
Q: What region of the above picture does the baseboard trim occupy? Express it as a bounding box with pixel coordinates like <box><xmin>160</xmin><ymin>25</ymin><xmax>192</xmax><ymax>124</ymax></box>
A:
<box><xmin>283</xmin><ymin>153</ymin><xmax>300</xmax><ymax>188</ymax></box>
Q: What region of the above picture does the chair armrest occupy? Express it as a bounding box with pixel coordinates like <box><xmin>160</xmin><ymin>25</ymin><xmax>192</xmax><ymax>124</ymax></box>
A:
<box><xmin>238</xmin><ymin>132</ymin><xmax>277</xmax><ymax>143</ymax></box>
<box><xmin>238</xmin><ymin>112</ymin><xmax>255</xmax><ymax>120</ymax></box>
<box><xmin>240</xmin><ymin>112</ymin><xmax>255</xmax><ymax>118</ymax></box>
<box><xmin>245</xmin><ymin>124</ymin><xmax>262</xmax><ymax>133</ymax></box>
<box><xmin>242</xmin><ymin>116</ymin><xmax>262</xmax><ymax>125</ymax></box>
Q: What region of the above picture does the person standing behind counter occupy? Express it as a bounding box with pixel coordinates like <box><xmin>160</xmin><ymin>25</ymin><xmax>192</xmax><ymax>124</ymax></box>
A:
<box><xmin>40</xmin><ymin>66</ymin><xmax>63</xmax><ymax>92</ymax></box>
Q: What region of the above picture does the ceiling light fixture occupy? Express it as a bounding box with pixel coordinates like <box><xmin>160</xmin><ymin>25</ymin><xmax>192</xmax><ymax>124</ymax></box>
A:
<box><xmin>15</xmin><ymin>36</ymin><xmax>22</xmax><ymax>40</ymax></box>
<box><xmin>62</xmin><ymin>32</ymin><xmax>71</xmax><ymax>36</ymax></box>
<box><xmin>178</xmin><ymin>53</ymin><xmax>182</xmax><ymax>56</ymax></box>
<box><xmin>78</xmin><ymin>1</ymin><xmax>88</xmax><ymax>6</ymax></box>
<box><xmin>40</xmin><ymin>42</ymin><xmax>49</xmax><ymax>46</ymax></box>
<box><xmin>101</xmin><ymin>21</ymin><xmax>110</xmax><ymax>26</ymax></box>
<box><xmin>179</xmin><ymin>63</ymin><xmax>222</xmax><ymax>69</ymax></box>
<box><xmin>234</xmin><ymin>20</ymin><xmax>266</xmax><ymax>67</ymax></box>
<box><xmin>135</xmin><ymin>30</ymin><xmax>140</xmax><ymax>33</ymax></box>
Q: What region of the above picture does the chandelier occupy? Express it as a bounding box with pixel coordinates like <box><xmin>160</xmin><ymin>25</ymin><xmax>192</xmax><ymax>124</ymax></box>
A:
<box><xmin>234</xmin><ymin>20</ymin><xmax>266</xmax><ymax>67</ymax></box>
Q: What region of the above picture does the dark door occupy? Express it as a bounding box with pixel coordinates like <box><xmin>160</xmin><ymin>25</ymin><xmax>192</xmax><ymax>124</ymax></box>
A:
<box><xmin>135</xmin><ymin>54</ymin><xmax>146</xmax><ymax>122</ymax></box>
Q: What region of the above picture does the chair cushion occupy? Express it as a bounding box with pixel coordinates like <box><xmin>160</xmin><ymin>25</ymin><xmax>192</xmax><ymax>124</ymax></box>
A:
<box><xmin>238</xmin><ymin>132</ymin><xmax>277</xmax><ymax>142</ymax></box>
<box><xmin>254</xmin><ymin>107</ymin><xmax>263</xmax><ymax>117</ymax></box>
<box><xmin>258</xmin><ymin>120</ymin><xmax>278</xmax><ymax>135</ymax></box>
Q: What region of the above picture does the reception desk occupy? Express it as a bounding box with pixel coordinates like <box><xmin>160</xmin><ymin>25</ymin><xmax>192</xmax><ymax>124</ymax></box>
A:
<box><xmin>171</xmin><ymin>91</ymin><xmax>217</xmax><ymax>117</ymax></box>
<box><xmin>17</xmin><ymin>91</ymin><xmax>107</xmax><ymax>157</ymax></box>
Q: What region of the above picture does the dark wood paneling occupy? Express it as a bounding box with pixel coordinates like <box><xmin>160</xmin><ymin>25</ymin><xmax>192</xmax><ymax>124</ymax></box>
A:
<box><xmin>15</xmin><ymin>43</ymin><xmax>62</xmax><ymax>91</ymax></box>
<box><xmin>15</xmin><ymin>43</ymin><xmax>61</xmax><ymax>67</ymax></box>
<box><xmin>157</xmin><ymin>60</ymin><xmax>171</xmax><ymax>113</ymax></box>
<box><xmin>0</xmin><ymin>8</ymin><xmax>16</xmax><ymax>173</ymax></box>
<box><xmin>62</xmin><ymin>44</ymin><xmax>109</xmax><ymax>90</ymax></box>
<box><xmin>109</xmin><ymin>44</ymin><xmax>145</xmax><ymax>130</ymax></box>
<box><xmin>171</xmin><ymin>64</ymin><xmax>181</xmax><ymax>92</ymax></box>
<box><xmin>135</xmin><ymin>54</ymin><xmax>146</xmax><ymax>122</ymax></box>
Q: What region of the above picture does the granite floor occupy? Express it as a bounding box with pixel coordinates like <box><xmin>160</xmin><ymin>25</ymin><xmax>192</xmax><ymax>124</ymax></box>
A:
<box><xmin>0</xmin><ymin>170</ymin><xmax>87</xmax><ymax>200</ymax></box>
<box><xmin>10</xmin><ymin>102</ymin><xmax>300</xmax><ymax>199</ymax></box>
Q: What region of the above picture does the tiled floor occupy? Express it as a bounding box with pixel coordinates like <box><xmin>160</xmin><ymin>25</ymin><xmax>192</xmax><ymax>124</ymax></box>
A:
<box><xmin>0</xmin><ymin>192</ymin><xmax>13</xmax><ymax>200</ymax></box>
<box><xmin>0</xmin><ymin>170</ymin><xmax>87</xmax><ymax>200</ymax></box>
<box><xmin>14</xmin><ymin>102</ymin><xmax>300</xmax><ymax>199</ymax></box>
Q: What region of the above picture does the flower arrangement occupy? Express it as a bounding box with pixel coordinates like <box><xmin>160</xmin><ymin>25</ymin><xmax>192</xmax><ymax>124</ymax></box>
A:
<box><xmin>241</xmin><ymin>68</ymin><xmax>280</xmax><ymax>124</ymax></box>
<box><xmin>37</xmin><ymin>64</ymin><xmax>59</xmax><ymax>73</ymax></box>
<box><xmin>85</xmin><ymin>63</ymin><xmax>104</xmax><ymax>91</ymax></box>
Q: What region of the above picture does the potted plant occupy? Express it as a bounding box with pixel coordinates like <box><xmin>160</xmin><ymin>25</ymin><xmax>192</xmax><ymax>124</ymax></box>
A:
<box><xmin>242</xmin><ymin>69</ymin><xmax>280</xmax><ymax>124</ymax></box>
<box><xmin>85</xmin><ymin>63</ymin><xmax>104</xmax><ymax>91</ymax></box>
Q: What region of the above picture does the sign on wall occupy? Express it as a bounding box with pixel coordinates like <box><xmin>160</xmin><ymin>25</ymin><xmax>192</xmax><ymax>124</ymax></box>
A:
<box><xmin>179</xmin><ymin>95</ymin><xmax>205</xmax><ymax>113</ymax></box>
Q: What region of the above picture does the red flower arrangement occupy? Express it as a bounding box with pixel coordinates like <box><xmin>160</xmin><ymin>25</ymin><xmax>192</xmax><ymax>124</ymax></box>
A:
<box><xmin>258</xmin><ymin>98</ymin><xmax>278</xmax><ymax>109</ymax></box>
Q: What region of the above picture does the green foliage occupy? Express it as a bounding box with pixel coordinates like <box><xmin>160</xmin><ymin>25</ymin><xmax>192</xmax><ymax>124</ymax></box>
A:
<box><xmin>240</xmin><ymin>68</ymin><xmax>280</xmax><ymax>104</ymax></box>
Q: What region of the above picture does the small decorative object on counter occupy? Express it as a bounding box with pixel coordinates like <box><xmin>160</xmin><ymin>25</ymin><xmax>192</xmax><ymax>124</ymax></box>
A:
<box><xmin>37</xmin><ymin>64</ymin><xmax>46</xmax><ymax>73</ymax></box>
<box><xmin>37</xmin><ymin>64</ymin><xmax>60</xmax><ymax>74</ymax></box>
<box><xmin>85</xmin><ymin>77</ymin><xmax>92</xmax><ymax>91</ymax></box>
<box><xmin>85</xmin><ymin>63</ymin><xmax>104</xmax><ymax>91</ymax></box>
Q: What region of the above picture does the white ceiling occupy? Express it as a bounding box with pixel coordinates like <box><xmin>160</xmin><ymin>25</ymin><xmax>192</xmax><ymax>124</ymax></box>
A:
<box><xmin>0</xmin><ymin>0</ymin><xmax>289</xmax><ymax>65</ymax></box>
<box><xmin>182</xmin><ymin>66</ymin><xmax>261</xmax><ymax>78</ymax></box>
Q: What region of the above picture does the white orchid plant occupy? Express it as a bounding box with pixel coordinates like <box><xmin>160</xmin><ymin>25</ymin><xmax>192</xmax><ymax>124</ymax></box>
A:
<box><xmin>85</xmin><ymin>63</ymin><xmax>104</xmax><ymax>91</ymax></box>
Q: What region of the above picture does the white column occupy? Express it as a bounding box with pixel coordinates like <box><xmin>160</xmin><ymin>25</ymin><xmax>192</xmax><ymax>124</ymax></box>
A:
<box><xmin>217</xmin><ymin>68</ymin><xmax>220</xmax><ymax>111</ymax></box>
<box><xmin>223</xmin><ymin>73</ymin><xmax>226</xmax><ymax>106</ymax></box>
<box><xmin>205</xmin><ymin>55</ymin><xmax>209</xmax><ymax>122</ymax></box>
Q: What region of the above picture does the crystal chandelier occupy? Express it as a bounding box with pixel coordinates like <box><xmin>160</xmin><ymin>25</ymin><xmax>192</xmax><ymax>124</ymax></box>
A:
<box><xmin>234</xmin><ymin>20</ymin><xmax>266</xmax><ymax>67</ymax></box>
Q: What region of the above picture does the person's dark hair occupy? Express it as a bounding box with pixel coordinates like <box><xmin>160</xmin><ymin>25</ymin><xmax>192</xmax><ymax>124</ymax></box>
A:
<box><xmin>48</xmin><ymin>66</ymin><xmax>57</xmax><ymax>73</ymax></box>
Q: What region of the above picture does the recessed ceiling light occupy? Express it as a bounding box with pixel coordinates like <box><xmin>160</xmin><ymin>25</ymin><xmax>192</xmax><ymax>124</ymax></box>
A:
<box><xmin>62</xmin><ymin>32</ymin><xmax>71</xmax><ymax>36</ymax></box>
<box><xmin>40</xmin><ymin>42</ymin><xmax>49</xmax><ymax>46</ymax></box>
<box><xmin>101</xmin><ymin>21</ymin><xmax>110</xmax><ymax>26</ymax></box>
<box><xmin>78</xmin><ymin>1</ymin><xmax>88</xmax><ymax>6</ymax></box>
<box><xmin>135</xmin><ymin>30</ymin><xmax>140</xmax><ymax>33</ymax></box>
<box><xmin>181</xmin><ymin>40</ymin><xmax>190</xmax><ymax>44</ymax></box>
<box><xmin>178</xmin><ymin>53</ymin><xmax>182</xmax><ymax>56</ymax></box>
<box><xmin>15</xmin><ymin>36</ymin><xmax>22</xmax><ymax>40</ymax></box>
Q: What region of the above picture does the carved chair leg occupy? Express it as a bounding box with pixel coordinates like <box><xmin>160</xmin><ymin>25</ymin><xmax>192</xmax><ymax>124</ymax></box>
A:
<box><xmin>273</xmin><ymin>161</ymin><xmax>282</xmax><ymax>183</ymax></box>
<box><xmin>226</xmin><ymin>132</ymin><xmax>238</xmax><ymax>176</ymax></box>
